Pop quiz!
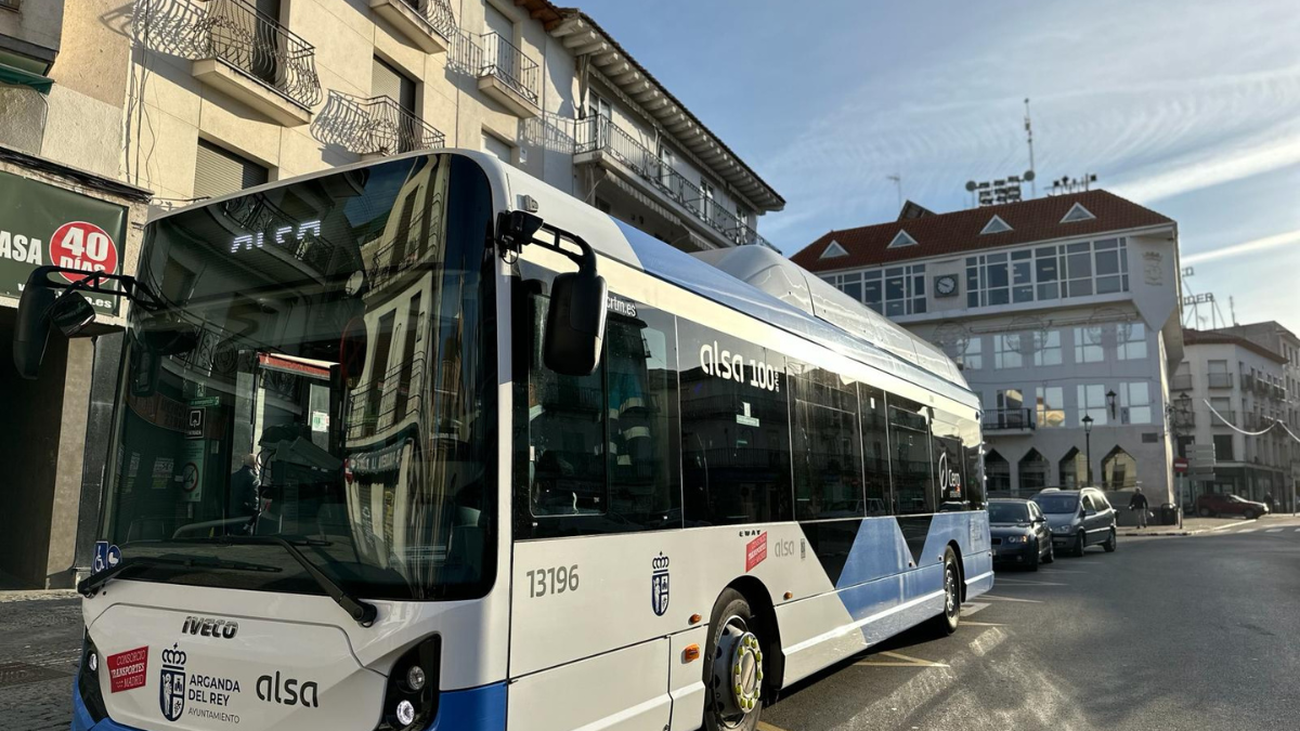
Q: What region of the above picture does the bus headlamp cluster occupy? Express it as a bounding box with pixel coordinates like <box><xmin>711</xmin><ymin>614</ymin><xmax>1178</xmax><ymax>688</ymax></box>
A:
<box><xmin>374</xmin><ymin>635</ymin><xmax>440</xmax><ymax>731</ymax></box>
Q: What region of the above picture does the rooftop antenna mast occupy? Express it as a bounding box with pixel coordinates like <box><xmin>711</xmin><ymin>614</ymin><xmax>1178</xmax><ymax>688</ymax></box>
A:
<box><xmin>1024</xmin><ymin>98</ymin><xmax>1037</xmax><ymax>198</ymax></box>
<box><xmin>886</xmin><ymin>173</ymin><xmax>902</xmax><ymax>210</ymax></box>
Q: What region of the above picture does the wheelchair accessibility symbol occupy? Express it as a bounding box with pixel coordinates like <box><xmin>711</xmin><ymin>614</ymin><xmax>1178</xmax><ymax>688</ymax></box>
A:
<box><xmin>92</xmin><ymin>540</ymin><xmax>121</xmax><ymax>574</ymax></box>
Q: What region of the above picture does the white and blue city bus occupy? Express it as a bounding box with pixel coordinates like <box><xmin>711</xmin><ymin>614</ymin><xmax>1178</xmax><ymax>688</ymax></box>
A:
<box><xmin>14</xmin><ymin>150</ymin><xmax>990</xmax><ymax>731</ymax></box>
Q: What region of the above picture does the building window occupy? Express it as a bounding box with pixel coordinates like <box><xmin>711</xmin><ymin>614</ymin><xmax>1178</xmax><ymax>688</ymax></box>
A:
<box><xmin>966</xmin><ymin>239</ymin><xmax>1128</xmax><ymax>309</ymax></box>
<box><xmin>1120</xmin><ymin>382</ymin><xmax>1152</xmax><ymax>424</ymax></box>
<box><xmin>193</xmin><ymin>139</ymin><xmax>269</xmax><ymax>199</ymax></box>
<box><xmin>883</xmin><ymin>264</ymin><xmax>926</xmax><ymax>316</ymax></box>
<box><xmin>994</xmin><ymin>334</ymin><xmax>1023</xmax><ymax>370</ymax></box>
<box><xmin>1078</xmin><ymin>384</ymin><xmax>1109</xmax><ymax>426</ymax></box>
<box><xmin>1036</xmin><ymin>386</ymin><xmax>1065</xmax><ymax>427</ymax></box>
<box><xmin>1073</xmin><ymin>327</ymin><xmax>1104</xmax><ymax>364</ymax></box>
<box><xmin>1034</xmin><ymin>330</ymin><xmax>1062</xmax><ymax>366</ymax></box>
<box><xmin>1102</xmin><ymin>447</ymin><xmax>1138</xmax><ymax>489</ymax></box>
<box><xmin>985</xmin><ymin>450</ymin><xmax>1010</xmax><ymax>496</ymax></box>
<box><xmin>963</xmin><ymin>337</ymin><xmax>983</xmax><ymax>370</ymax></box>
<box><xmin>481</xmin><ymin>130</ymin><xmax>514</xmax><ymax>164</ymax></box>
<box><xmin>1207</xmin><ymin>359</ymin><xmax>1231</xmax><ymax>388</ymax></box>
<box><xmin>1059</xmin><ymin>447</ymin><xmax>1086</xmax><ymax>489</ymax></box>
<box><xmin>1116</xmin><ymin>322</ymin><xmax>1147</xmax><ymax>360</ymax></box>
<box><xmin>1212</xmin><ymin>434</ymin><xmax>1235</xmax><ymax>461</ymax></box>
<box><xmin>1019</xmin><ymin>449</ymin><xmax>1049</xmax><ymax>493</ymax></box>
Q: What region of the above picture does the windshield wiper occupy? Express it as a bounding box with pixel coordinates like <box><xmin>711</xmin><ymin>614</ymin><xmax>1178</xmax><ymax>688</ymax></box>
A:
<box><xmin>192</xmin><ymin>535</ymin><xmax>378</xmax><ymax>627</ymax></box>
<box><xmin>78</xmin><ymin>555</ymin><xmax>280</xmax><ymax>597</ymax></box>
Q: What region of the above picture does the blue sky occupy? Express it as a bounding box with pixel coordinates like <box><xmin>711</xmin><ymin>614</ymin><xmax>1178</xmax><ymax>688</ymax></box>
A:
<box><xmin>578</xmin><ymin>0</ymin><xmax>1300</xmax><ymax>334</ymax></box>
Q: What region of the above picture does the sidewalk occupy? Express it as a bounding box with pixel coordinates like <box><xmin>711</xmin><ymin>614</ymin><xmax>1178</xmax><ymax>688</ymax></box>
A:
<box><xmin>1119</xmin><ymin>515</ymin><xmax>1257</xmax><ymax>537</ymax></box>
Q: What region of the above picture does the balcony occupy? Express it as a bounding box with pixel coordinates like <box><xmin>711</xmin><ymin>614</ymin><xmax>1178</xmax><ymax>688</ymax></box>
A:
<box><xmin>370</xmin><ymin>0</ymin><xmax>455</xmax><ymax>53</ymax></box>
<box><xmin>573</xmin><ymin>118</ymin><xmax>776</xmax><ymax>250</ymax></box>
<box><xmin>1209</xmin><ymin>409</ymin><xmax>1236</xmax><ymax>426</ymax></box>
<box><xmin>1170</xmin><ymin>373</ymin><xmax>1193</xmax><ymax>391</ymax></box>
<box><xmin>981</xmin><ymin>408</ymin><xmax>1035</xmax><ymax>434</ymax></box>
<box><xmin>458</xmin><ymin>31</ymin><xmax>540</xmax><ymax>118</ymax></box>
<box><xmin>190</xmin><ymin>0</ymin><xmax>321</xmax><ymax>125</ymax></box>
<box><xmin>311</xmin><ymin>91</ymin><xmax>445</xmax><ymax>157</ymax></box>
<box><xmin>1206</xmin><ymin>373</ymin><xmax>1233</xmax><ymax>389</ymax></box>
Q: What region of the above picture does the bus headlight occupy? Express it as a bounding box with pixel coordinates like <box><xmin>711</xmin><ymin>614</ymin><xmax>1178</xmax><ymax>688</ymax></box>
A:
<box><xmin>78</xmin><ymin>630</ymin><xmax>108</xmax><ymax>723</ymax></box>
<box><xmin>375</xmin><ymin>635</ymin><xmax>440</xmax><ymax>731</ymax></box>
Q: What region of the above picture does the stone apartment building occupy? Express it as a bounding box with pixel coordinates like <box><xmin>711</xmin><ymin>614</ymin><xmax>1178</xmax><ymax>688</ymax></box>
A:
<box><xmin>1175</xmin><ymin>324</ymin><xmax>1298</xmax><ymax>509</ymax></box>
<box><xmin>0</xmin><ymin>0</ymin><xmax>782</xmax><ymax>587</ymax></box>
<box><xmin>792</xmin><ymin>191</ymin><xmax>1184</xmax><ymax>505</ymax></box>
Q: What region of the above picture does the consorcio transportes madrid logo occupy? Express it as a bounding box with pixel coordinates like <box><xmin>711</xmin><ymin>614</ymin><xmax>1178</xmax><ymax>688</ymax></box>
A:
<box><xmin>159</xmin><ymin>644</ymin><xmax>188</xmax><ymax>722</ymax></box>
<box><xmin>651</xmin><ymin>553</ymin><xmax>670</xmax><ymax>617</ymax></box>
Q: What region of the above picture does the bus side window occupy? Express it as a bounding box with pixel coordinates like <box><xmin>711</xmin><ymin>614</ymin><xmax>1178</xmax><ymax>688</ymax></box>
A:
<box><xmin>888</xmin><ymin>395</ymin><xmax>935</xmax><ymax>515</ymax></box>
<box><xmin>932</xmin><ymin>408</ymin><xmax>967</xmax><ymax>511</ymax></box>
<box><xmin>859</xmin><ymin>385</ymin><xmax>892</xmax><ymax>516</ymax></box>
<box><xmin>518</xmin><ymin>278</ymin><xmax>681</xmax><ymax>539</ymax></box>
<box><xmin>790</xmin><ymin>364</ymin><xmax>863</xmax><ymax>520</ymax></box>
<box><xmin>679</xmin><ymin>319</ymin><xmax>791</xmax><ymax>526</ymax></box>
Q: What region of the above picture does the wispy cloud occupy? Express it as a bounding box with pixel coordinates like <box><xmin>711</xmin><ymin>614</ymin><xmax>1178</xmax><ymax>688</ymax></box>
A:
<box><xmin>1184</xmin><ymin>229</ymin><xmax>1300</xmax><ymax>265</ymax></box>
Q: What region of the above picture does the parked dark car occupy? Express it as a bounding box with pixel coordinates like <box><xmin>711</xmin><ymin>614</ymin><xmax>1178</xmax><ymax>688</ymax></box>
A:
<box><xmin>1195</xmin><ymin>493</ymin><xmax>1270</xmax><ymax>519</ymax></box>
<box><xmin>1032</xmin><ymin>488</ymin><xmax>1117</xmax><ymax>556</ymax></box>
<box><xmin>988</xmin><ymin>498</ymin><xmax>1053</xmax><ymax>570</ymax></box>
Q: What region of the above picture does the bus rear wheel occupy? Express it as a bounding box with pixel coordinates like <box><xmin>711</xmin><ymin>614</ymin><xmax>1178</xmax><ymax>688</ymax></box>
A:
<box><xmin>928</xmin><ymin>548</ymin><xmax>961</xmax><ymax>636</ymax></box>
<box><xmin>704</xmin><ymin>588</ymin><xmax>765</xmax><ymax>731</ymax></box>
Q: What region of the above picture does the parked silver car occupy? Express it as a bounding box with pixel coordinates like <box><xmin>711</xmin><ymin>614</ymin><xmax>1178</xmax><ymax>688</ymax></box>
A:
<box><xmin>1031</xmin><ymin>488</ymin><xmax>1117</xmax><ymax>556</ymax></box>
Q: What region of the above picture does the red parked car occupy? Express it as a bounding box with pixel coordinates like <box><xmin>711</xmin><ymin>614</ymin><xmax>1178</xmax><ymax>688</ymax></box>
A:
<box><xmin>1195</xmin><ymin>493</ymin><xmax>1270</xmax><ymax>519</ymax></box>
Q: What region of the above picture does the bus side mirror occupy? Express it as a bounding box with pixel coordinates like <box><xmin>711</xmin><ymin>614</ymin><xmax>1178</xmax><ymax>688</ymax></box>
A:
<box><xmin>13</xmin><ymin>281</ymin><xmax>56</xmax><ymax>379</ymax></box>
<box><xmin>50</xmin><ymin>292</ymin><xmax>97</xmax><ymax>337</ymax></box>
<box><xmin>543</xmin><ymin>267</ymin><xmax>606</xmax><ymax>377</ymax></box>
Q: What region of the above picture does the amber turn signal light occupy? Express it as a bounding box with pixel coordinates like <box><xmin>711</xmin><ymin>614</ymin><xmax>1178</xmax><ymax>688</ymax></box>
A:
<box><xmin>783</xmin><ymin>592</ymin><xmax>793</xmax><ymax>600</ymax></box>
<box><xmin>683</xmin><ymin>644</ymin><xmax>701</xmax><ymax>663</ymax></box>
<box><xmin>689</xmin><ymin>613</ymin><xmax>702</xmax><ymax>625</ymax></box>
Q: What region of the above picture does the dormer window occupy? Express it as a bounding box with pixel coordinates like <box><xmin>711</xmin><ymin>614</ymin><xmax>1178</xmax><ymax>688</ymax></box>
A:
<box><xmin>887</xmin><ymin>229</ymin><xmax>918</xmax><ymax>248</ymax></box>
<box><xmin>1061</xmin><ymin>202</ymin><xmax>1096</xmax><ymax>223</ymax></box>
<box><xmin>980</xmin><ymin>215</ymin><xmax>1012</xmax><ymax>235</ymax></box>
<box><xmin>820</xmin><ymin>239</ymin><xmax>849</xmax><ymax>259</ymax></box>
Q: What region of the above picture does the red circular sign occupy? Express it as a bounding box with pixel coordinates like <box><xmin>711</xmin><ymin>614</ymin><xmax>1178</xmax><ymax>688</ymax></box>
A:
<box><xmin>1173</xmin><ymin>456</ymin><xmax>1189</xmax><ymax>474</ymax></box>
<box><xmin>49</xmin><ymin>221</ymin><xmax>118</xmax><ymax>284</ymax></box>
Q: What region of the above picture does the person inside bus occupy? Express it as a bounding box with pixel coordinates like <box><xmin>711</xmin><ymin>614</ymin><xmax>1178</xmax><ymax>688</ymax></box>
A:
<box><xmin>228</xmin><ymin>454</ymin><xmax>261</xmax><ymax>532</ymax></box>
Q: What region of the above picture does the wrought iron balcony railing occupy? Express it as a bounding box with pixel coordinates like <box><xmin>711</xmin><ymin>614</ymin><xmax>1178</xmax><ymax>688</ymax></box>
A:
<box><xmin>1170</xmin><ymin>373</ymin><xmax>1193</xmax><ymax>391</ymax></box>
<box><xmin>1206</xmin><ymin>372</ymin><xmax>1233</xmax><ymax>389</ymax></box>
<box><xmin>477</xmin><ymin>32</ymin><xmax>539</xmax><ymax>106</ymax></box>
<box><xmin>203</xmin><ymin>0</ymin><xmax>321</xmax><ymax>108</ymax></box>
<box><xmin>1210</xmin><ymin>409</ymin><xmax>1236</xmax><ymax>425</ymax></box>
<box><xmin>574</xmin><ymin>117</ymin><xmax>776</xmax><ymax>250</ymax></box>
<box><xmin>312</xmin><ymin>91</ymin><xmax>445</xmax><ymax>157</ymax></box>
<box><xmin>397</xmin><ymin>0</ymin><xmax>456</xmax><ymax>42</ymax></box>
<box><xmin>981</xmin><ymin>408</ymin><xmax>1035</xmax><ymax>431</ymax></box>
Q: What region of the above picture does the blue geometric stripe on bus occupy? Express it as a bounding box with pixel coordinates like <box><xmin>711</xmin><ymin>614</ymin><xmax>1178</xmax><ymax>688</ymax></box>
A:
<box><xmin>429</xmin><ymin>681</ymin><xmax>507</xmax><ymax>731</ymax></box>
<box><xmin>894</xmin><ymin>516</ymin><xmax>934</xmax><ymax>565</ymax></box>
<box><xmin>71</xmin><ymin>687</ymin><xmax>124</xmax><ymax>731</ymax></box>
<box><xmin>917</xmin><ymin>511</ymin><xmax>992</xmax><ymax>575</ymax></box>
<box><xmin>832</xmin><ymin>564</ymin><xmax>945</xmax><ymax>641</ymax></box>
<box><xmin>831</xmin><ymin>517</ymin><xmax>912</xmax><ymax>589</ymax></box>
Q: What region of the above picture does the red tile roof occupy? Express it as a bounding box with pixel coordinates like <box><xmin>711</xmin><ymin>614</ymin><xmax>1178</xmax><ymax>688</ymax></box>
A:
<box><xmin>791</xmin><ymin>190</ymin><xmax>1174</xmax><ymax>272</ymax></box>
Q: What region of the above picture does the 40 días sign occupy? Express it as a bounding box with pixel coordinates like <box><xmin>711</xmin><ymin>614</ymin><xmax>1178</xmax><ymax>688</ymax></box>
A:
<box><xmin>0</xmin><ymin>171</ymin><xmax>127</xmax><ymax>314</ymax></box>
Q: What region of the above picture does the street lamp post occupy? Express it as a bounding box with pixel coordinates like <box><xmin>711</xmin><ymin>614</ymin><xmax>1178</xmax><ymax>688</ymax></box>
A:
<box><xmin>1082</xmin><ymin>414</ymin><xmax>1094</xmax><ymax>486</ymax></box>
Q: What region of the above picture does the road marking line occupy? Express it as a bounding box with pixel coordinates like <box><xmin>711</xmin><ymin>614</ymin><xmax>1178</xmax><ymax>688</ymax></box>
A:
<box><xmin>758</xmin><ymin>723</ymin><xmax>790</xmax><ymax>731</ymax></box>
<box><xmin>992</xmin><ymin>578</ymin><xmax>1067</xmax><ymax>586</ymax></box>
<box><xmin>1210</xmin><ymin>519</ymin><xmax>1258</xmax><ymax>531</ymax></box>
<box><xmin>980</xmin><ymin>594</ymin><xmax>1042</xmax><ymax>603</ymax></box>
<box><xmin>1237</xmin><ymin>529</ymin><xmax>1256</xmax><ymax>534</ymax></box>
<box><xmin>853</xmin><ymin>650</ymin><xmax>950</xmax><ymax>668</ymax></box>
<box><xmin>960</xmin><ymin>602</ymin><xmax>990</xmax><ymax>617</ymax></box>
<box><xmin>1294</xmin><ymin>528</ymin><xmax>1300</xmax><ymax>532</ymax></box>
<box><xmin>1039</xmin><ymin>569</ymin><xmax>1089</xmax><ymax>574</ymax></box>
<box><xmin>961</xmin><ymin>620</ymin><xmax>1006</xmax><ymax>627</ymax></box>
<box><xmin>1266</xmin><ymin>528</ymin><xmax>1283</xmax><ymax>533</ymax></box>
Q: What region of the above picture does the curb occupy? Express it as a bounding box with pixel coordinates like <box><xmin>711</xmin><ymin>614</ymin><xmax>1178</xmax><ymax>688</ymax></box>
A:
<box><xmin>1121</xmin><ymin>530</ymin><xmax>1196</xmax><ymax>537</ymax></box>
<box><xmin>0</xmin><ymin>589</ymin><xmax>79</xmax><ymax>603</ymax></box>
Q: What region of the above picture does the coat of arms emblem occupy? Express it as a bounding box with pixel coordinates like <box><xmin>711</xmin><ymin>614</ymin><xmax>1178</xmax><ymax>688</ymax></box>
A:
<box><xmin>159</xmin><ymin>644</ymin><xmax>187</xmax><ymax>722</ymax></box>
<box><xmin>651</xmin><ymin>553</ymin><xmax>670</xmax><ymax>616</ymax></box>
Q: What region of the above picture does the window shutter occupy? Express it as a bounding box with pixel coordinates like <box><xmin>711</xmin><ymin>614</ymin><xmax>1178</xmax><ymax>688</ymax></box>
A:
<box><xmin>193</xmin><ymin>140</ymin><xmax>268</xmax><ymax>199</ymax></box>
<box><xmin>372</xmin><ymin>57</ymin><xmax>412</xmax><ymax>109</ymax></box>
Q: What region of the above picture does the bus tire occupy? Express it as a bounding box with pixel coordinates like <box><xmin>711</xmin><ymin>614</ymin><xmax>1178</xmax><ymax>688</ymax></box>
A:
<box><xmin>704</xmin><ymin>588</ymin><xmax>764</xmax><ymax>731</ymax></box>
<box><xmin>928</xmin><ymin>548</ymin><xmax>961</xmax><ymax>636</ymax></box>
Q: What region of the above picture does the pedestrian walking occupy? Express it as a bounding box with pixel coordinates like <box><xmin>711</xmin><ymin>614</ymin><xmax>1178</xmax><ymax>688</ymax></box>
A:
<box><xmin>1129</xmin><ymin>487</ymin><xmax>1150</xmax><ymax>529</ymax></box>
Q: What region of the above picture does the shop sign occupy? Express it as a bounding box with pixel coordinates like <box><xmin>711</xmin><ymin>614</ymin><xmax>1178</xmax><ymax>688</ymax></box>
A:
<box><xmin>0</xmin><ymin>170</ymin><xmax>127</xmax><ymax>314</ymax></box>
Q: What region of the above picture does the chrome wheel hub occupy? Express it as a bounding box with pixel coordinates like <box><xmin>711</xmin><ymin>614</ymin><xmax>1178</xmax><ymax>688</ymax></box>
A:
<box><xmin>711</xmin><ymin>618</ymin><xmax>762</xmax><ymax>725</ymax></box>
<box><xmin>944</xmin><ymin>565</ymin><xmax>958</xmax><ymax>617</ymax></box>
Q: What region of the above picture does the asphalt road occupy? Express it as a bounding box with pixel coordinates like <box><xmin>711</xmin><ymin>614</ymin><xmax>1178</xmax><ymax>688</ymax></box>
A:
<box><xmin>3</xmin><ymin>517</ymin><xmax>1299</xmax><ymax>731</ymax></box>
<box><xmin>761</xmin><ymin>515</ymin><xmax>1300</xmax><ymax>731</ymax></box>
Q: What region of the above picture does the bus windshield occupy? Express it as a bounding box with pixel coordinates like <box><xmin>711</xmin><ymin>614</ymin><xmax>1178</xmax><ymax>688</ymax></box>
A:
<box><xmin>100</xmin><ymin>154</ymin><xmax>498</xmax><ymax>601</ymax></box>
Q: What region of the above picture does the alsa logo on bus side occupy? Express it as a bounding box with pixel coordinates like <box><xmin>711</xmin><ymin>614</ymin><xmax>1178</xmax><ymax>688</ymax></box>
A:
<box><xmin>699</xmin><ymin>341</ymin><xmax>780</xmax><ymax>392</ymax></box>
<box><xmin>938</xmin><ymin>451</ymin><xmax>962</xmax><ymax>496</ymax></box>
